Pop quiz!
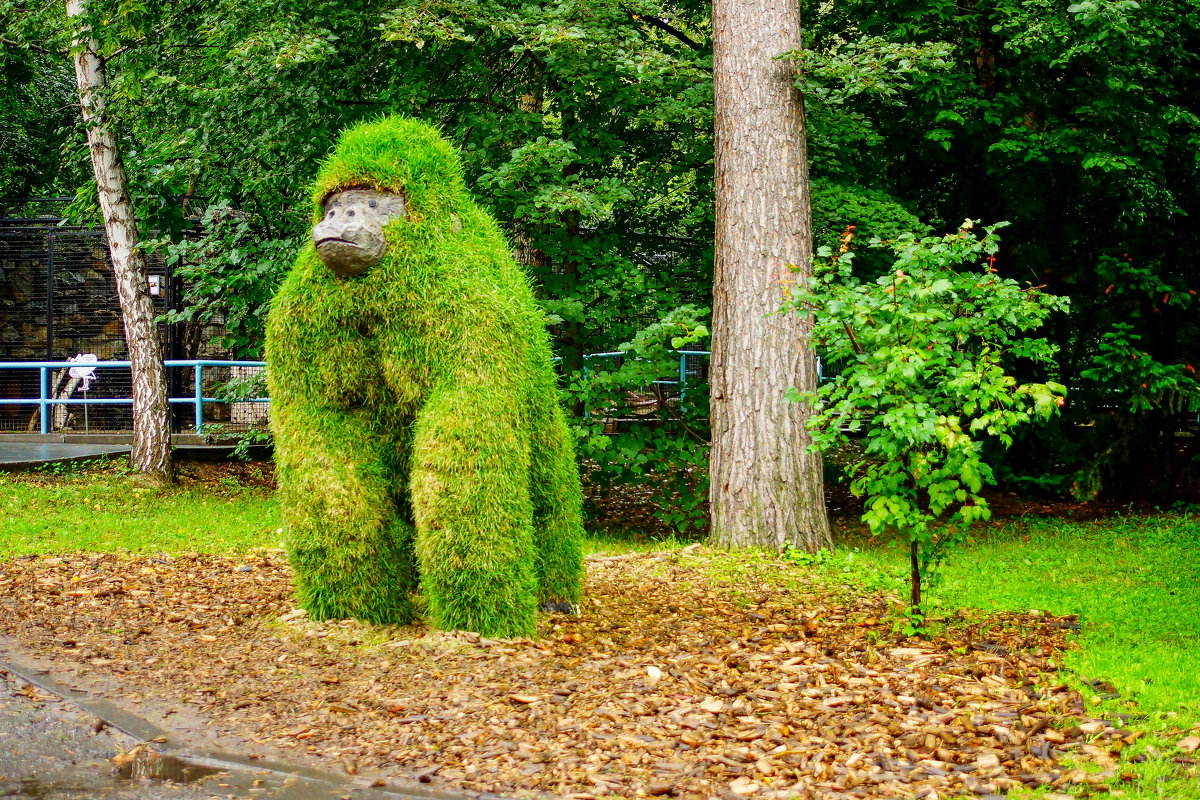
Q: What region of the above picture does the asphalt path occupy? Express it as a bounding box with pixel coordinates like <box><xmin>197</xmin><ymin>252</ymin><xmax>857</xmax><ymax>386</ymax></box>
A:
<box><xmin>0</xmin><ymin>442</ymin><xmax>130</xmax><ymax>470</ymax></box>
<box><xmin>0</xmin><ymin>669</ymin><xmax>215</xmax><ymax>799</ymax></box>
<box><xmin>0</xmin><ymin>666</ymin><xmax>460</xmax><ymax>800</ymax></box>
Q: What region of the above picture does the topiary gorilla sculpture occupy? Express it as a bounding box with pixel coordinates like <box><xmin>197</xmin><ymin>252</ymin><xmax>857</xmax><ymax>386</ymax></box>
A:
<box><xmin>266</xmin><ymin>116</ymin><xmax>584</xmax><ymax>638</ymax></box>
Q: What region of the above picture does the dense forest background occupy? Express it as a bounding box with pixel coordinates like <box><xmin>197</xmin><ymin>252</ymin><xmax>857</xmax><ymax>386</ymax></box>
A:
<box><xmin>3</xmin><ymin>0</ymin><xmax>1199</xmax><ymax>511</ymax></box>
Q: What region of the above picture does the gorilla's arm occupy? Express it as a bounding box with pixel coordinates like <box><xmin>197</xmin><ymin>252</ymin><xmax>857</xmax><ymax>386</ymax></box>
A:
<box><xmin>271</xmin><ymin>396</ymin><xmax>417</xmax><ymax>624</ymax></box>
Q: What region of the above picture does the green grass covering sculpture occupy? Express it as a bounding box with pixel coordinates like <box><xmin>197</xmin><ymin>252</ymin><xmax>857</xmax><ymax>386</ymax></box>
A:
<box><xmin>265</xmin><ymin>116</ymin><xmax>584</xmax><ymax>637</ymax></box>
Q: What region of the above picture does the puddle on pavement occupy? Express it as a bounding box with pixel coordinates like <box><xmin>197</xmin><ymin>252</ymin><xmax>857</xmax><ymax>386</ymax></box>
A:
<box><xmin>2</xmin><ymin>742</ymin><xmax>398</xmax><ymax>800</ymax></box>
<box><xmin>0</xmin><ymin>751</ymin><xmax>223</xmax><ymax>799</ymax></box>
<box><xmin>113</xmin><ymin>750</ymin><xmax>222</xmax><ymax>783</ymax></box>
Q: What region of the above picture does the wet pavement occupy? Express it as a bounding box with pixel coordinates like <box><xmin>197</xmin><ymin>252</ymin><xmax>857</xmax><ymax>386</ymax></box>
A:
<box><xmin>0</xmin><ymin>667</ymin><xmax>460</xmax><ymax>800</ymax></box>
<box><xmin>0</xmin><ymin>670</ymin><xmax>213</xmax><ymax>799</ymax></box>
<box><xmin>0</xmin><ymin>443</ymin><xmax>129</xmax><ymax>470</ymax></box>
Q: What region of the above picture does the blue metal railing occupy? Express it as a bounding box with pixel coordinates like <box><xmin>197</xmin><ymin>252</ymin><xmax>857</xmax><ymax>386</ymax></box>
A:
<box><xmin>2</xmin><ymin>351</ymin><xmax>749</xmax><ymax>436</ymax></box>
<box><xmin>0</xmin><ymin>360</ymin><xmax>267</xmax><ymax>435</ymax></box>
<box><xmin>579</xmin><ymin>350</ymin><xmax>710</xmax><ymax>409</ymax></box>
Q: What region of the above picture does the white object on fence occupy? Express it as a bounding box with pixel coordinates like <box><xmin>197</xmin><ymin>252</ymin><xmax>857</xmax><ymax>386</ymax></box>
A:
<box><xmin>68</xmin><ymin>353</ymin><xmax>99</xmax><ymax>391</ymax></box>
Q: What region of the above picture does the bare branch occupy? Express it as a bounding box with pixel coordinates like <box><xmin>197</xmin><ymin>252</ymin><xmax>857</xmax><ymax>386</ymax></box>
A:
<box><xmin>633</xmin><ymin>14</ymin><xmax>702</xmax><ymax>51</ymax></box>
<box><xmin>0</xmin><ymin>36</ymin><xmax>61</xmax><ymax>56</ymax></box>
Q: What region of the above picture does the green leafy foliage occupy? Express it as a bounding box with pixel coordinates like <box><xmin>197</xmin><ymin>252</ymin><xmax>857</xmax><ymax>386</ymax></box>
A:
<box><xmin>1081</xmin><ymin>324</ymin><xmax>1200</xmax><ymax>416</ymax></box>
<box><xmin>10</xmin><ymin>0</ymin><xmax>1199</xmax><ymax>507</ymax></box>
<box><xmin>568</xmin><ymin>305</ymin><xmax>710</xmax><ymax>534</ymax></box>
<box><xmin>1039</xmin><ymin>322</ymin><xmax>1200</xmax><ymax>500</ymax></box>
<box><xmin>796</xmin><ymin>0</ymin><xmax>1200</xmax><ymax>499</ymax></box>
<box><xmin>788</xmin><ymin>222</ymin><xmax>1067</xmax><ymax>614</ymax></box>
<box><xmin>5</xmin><ymin>2</ymin><xmax>718</xmax><ymax>515</ymax></box>
<box><xmin>0</xmin><ymin>52</ymin><xmax>79</xmax><ymax>196</ymax></box>
<box><xmin>150</xmin><ymin>203</ymin><xmax>295</xmax><ymax>358</ymax></box>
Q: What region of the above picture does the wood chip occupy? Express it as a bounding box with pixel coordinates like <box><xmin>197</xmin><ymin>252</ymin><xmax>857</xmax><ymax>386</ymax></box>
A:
<box><xmin>509</xmin><ymin>694</ymin><xmax>540</xmax><ymax>705</ymax></box>
<box><xmin>0</xmin><ymin>546</ymin><xmax>1122</xmax><ymax>800</ymax></box>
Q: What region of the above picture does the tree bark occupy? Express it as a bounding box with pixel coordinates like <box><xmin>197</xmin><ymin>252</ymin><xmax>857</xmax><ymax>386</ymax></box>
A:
<box><xmin>67</xmin><ymin>0</ymin><xmax>173</xmax><ymax>482</ymax></box>
<box><xmin>910</xmin><ymin>538</ymin><xmax>922</xmax><ymax>616</ymax></box>
<box><xmin>709</xmin><ymin>0</ymin><xmax>830</xmax><ymax>551</ymax></box>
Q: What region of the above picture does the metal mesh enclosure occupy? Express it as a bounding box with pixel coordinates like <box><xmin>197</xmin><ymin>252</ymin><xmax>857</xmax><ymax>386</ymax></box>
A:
<box><xmin>577</xmin><ymin>350</ymin><xmax>709</xmax><ymax>430</ymax></box>
<box><xmin>0</xmin><ymin>198</ymin><xmax>75</xmax><ymax>220</ymax></box>
<box><xmin>0</xmin><ymin>205</ymin><xmax>202</xmax><ymax>434</ymax></box>
<box><xmin>682</xmin><ymin>351</ymin><xmax>708</xmax><ymax>384</ymax></box>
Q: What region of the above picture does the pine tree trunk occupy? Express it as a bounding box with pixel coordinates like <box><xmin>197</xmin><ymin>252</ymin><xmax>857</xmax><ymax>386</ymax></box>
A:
<box><xmin>709</xmin><ymin>0</ymin><xmax>830</xmax><ymax>552</ymax></box>
<box><xmin>67</xmin><ymin>0</ymin><xmax>173</xmax><ymax>482</ymax></box>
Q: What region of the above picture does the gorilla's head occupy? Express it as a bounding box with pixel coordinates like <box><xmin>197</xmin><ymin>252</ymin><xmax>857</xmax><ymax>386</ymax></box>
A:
<box><xmin>312</xmin><ymin>188</ymin><xmax>406</xmax><ymax>277</ymax></box>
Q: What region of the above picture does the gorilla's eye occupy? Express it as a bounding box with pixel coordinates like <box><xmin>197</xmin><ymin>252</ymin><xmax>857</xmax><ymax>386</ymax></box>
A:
<box><xmin>368</xmin><ymin>199</ymin><xmax>377</xmax><ymax>208</ymax></box>
<box><xmin>347</xmin><ymin>210</ymin><xmax>355</xmax><ymax>217</ymax></box>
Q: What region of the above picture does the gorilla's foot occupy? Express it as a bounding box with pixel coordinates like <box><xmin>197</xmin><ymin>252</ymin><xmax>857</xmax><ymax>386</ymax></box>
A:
<box><xmin>289</xmin><ymin>545</ymin><xmax>417</xmax><ymax>626</ymax></box>
<box><xmin>540</xmin><ymin>600</ymin><xmax>579</xmax><ymax>615</ymax></box>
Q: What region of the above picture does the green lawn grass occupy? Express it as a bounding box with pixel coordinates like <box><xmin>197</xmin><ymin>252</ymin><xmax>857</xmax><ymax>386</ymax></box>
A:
<box><xmin>827</xmin><ymin>514</ymin><xmax>1200</xmax><ymax>798</ymax></box>
<box><xmin>0</xmin><ymin>462</ymin><xmax>282</xmax><ymax>554</ymax></box>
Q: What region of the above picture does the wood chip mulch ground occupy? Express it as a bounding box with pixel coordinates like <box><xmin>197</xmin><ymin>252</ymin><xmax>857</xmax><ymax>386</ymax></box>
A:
<box><xmin>0</xmin><ymin>547</ymin><xmax>1135</xmax><ymax>800</ymax></box>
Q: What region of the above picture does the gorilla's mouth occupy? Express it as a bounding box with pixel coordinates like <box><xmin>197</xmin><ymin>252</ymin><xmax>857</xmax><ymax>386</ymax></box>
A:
<box><xmin>315</xmin><ymin>236</ymin><xmax>361</xmax><ymax>248</ymax></box>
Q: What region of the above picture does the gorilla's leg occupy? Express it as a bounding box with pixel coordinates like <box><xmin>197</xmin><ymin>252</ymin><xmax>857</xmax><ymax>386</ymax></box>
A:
<box><xmin>530</xmin><ymin>400</ymin><xmax>584</xmax><ymax>611</ymax></box>
<box><xmin>410</xmin><ymin>384</ymin><xmax>538</xmax><ymax>637</ymax></box>
<box><xmin>275</xmin><ymin>404</ymin><xmax>416</xmax><ymax>624</ymax></box>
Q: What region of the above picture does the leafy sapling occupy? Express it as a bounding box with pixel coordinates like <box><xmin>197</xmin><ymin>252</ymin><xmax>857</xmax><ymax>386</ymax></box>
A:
<box><xmin>786</xmin><ymin>221</ymin><xmax>1068</xmax><ymax>626</ymax></box>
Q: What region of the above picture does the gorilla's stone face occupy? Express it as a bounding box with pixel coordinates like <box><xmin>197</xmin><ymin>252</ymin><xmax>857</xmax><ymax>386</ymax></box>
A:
<box><xmin>312</xmin><ymin>188</ymin><xmax>407</xmax><ymax>277</ymax></box>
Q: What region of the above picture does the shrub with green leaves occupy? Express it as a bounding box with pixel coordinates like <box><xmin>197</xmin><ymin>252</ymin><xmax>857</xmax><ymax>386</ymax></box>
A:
<box><xmin>1050</xmin><ymin>321</ymin><xmax>1200</xmax><ymax>500</ymax></box>
<box><xmin>787</xmin><ymin>222</ymin><xmax>1067</xmax><ymax>624</ymax></box>
<box><xmin>568</xmin><ymin>305</ymin><xmax>711</xmax><ymax>535</ymax></box>
<box><xmin>266</xmin><ymin>117</ymin><xmax>584</xmax><ymax>637</ymax></box>
<box><xmin>151</xmin><ymin>203</ymin><xmax>296</xmax><ymax>359</ymax></box>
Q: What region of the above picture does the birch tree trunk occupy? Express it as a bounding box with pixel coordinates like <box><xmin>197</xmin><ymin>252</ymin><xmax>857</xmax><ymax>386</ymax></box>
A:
<box><xmin>67</xmin><ymin>0</ymin><xmax>173</xmax><ymax>482</ymax></box>
<box><xmin>709</xmin><ymin>0</ymin><xmax>831</xmax><ymax>551</ymax></box>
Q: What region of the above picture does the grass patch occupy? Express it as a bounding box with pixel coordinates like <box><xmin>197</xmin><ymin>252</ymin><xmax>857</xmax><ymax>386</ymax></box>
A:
<box><xmin>828</xmin><ymin>513</ymin><xmax>1200</xmax><ymax>798</ymax></box>
<box><xmin>0</xmin><ymin>460</ymin><xmax>282</xmax><ymax>555</ymax></box>
<box><xmin>582</xmin><ymin>532</ymin><xmax>699</xmax><ymax>557</ymax></box>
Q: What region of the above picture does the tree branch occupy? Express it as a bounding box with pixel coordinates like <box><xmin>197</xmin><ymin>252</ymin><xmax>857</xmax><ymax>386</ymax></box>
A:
<box><xmin>842</xmin><ymin>320</ymin><xmax>864</xmax><ymax>355</ymax></box>
<box><xmin>425</xmin><ymin>96</ymin><xmax>514</xmax><ymax>112</ymax></box>
<box><xmin>0</xmin><ymin>36</ymin><xmax>61</xmax><ymax>56</ymax></box>
<box><xmin>634</xmin><ymin>14</ymin><xmax>702</xmax><ymax>50</ymax></box>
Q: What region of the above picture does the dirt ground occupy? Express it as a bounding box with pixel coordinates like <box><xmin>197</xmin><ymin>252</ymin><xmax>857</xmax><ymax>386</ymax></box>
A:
<box><xmin>0</xmin><ymin>519</ymin><xmax>1138</xmax><ymax>800</ymax></box>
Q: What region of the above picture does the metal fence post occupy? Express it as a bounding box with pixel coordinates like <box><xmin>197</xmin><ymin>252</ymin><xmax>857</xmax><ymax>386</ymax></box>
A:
<box><xmin>39</xmin><ymin>366</ymin><xmax>49</xmax><ymax>435</ymax></box>
<box><xmin>678</xmin><ymin>353</ymin><xmax>688</xmax><ymax>409</ymax></box>
<box><xmin>194</xmin><ymin>363</ymin><xmax>203</xmax><ymax>433</ymax></box>
<box><xmin>582</xmin><ymin>356</ymin><xmax>590</xmax><ymax>420</ymax></box>
<box><xmin>45</xmin><ymin>229</ymin><xmax>54</xmax><ymax>360</ymax></box>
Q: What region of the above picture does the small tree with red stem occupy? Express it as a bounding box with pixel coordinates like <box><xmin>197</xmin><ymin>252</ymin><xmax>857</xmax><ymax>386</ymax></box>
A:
<box><xmin>787</xmin><ymin>221</ymin><xmax>1067</xmax><ymax>631</ymax></box>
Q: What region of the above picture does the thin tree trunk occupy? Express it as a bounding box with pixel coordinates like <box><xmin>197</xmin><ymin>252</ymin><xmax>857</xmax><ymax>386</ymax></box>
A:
<box><xmin>67</xmin><ymin>0</ymin><xmax>173</xmax><ymax>482</ymax></box>
<box><xmin>709</xmin><ymin>0</ymin><xmax>830</xmax><ymax>552</ymax></box>
<box><xmin>910</xmin><ymin>538</ymin><xmax>922</xmax><ymax>616</ymax></box>
<box><xmin>558</xmin><ymin>107</ymin><xmax>585</xmax><ymax>400</ymax></box>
